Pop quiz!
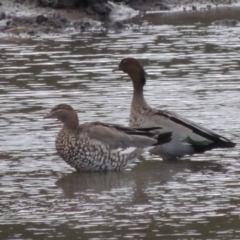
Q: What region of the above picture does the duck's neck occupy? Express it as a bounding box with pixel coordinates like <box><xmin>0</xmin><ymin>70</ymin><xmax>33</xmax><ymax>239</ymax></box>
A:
<box><xmin>62</xmin><ymin>113</ymin><xmax>79</xmax><ymax>132</ymax></box>
<box><xmin>129</xmin><ymin>82</ymin><xmax>149</xmax><ymax>128</ymax></box>
<box><xmin>132</xmin><ymin>87</ymin><xmax>148</xmax><ymax>108</ymax></box>
<box><xmin>130</xmin><ymin>72</ymin><xmax>149</xmax><ymax>109</ymax></box>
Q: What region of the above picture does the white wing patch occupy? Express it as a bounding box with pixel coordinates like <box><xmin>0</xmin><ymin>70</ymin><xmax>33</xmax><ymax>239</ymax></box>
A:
<box><xmin>144</xmin><ymin>146</ymin><xmax>155</xmax><ymax>152</ymax></box>
<box><xmin>116</xmin><ymin>146</ymin><xmax>155</xmax><ymax>155</ymax></box>
<box><xmin>117</xmin><ymin>147</ymin><xmax>137</xmax><ymax>155</ymax></box>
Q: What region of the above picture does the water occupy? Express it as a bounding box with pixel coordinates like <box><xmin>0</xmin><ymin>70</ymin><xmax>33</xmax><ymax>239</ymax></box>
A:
<box><xmin>1</xmin><ymin>8</ymin><xmax>240</xmax><ymax>240</ymax></box>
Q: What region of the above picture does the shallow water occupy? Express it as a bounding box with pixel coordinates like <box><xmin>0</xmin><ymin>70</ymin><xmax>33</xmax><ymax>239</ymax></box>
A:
<box><xmin>1</xmin><ymin>7</ymin><xmax>240</xmax><ymax>240</ymax></box>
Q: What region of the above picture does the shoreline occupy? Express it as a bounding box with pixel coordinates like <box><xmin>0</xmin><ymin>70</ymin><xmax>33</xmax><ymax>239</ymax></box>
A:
<box><xmin>0</xmin><ymin>0</ymin><xmax>239</xmax><ymax>36</ymax></box>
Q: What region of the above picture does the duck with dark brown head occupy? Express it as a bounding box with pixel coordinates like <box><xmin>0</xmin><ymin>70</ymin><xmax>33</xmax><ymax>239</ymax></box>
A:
<box><xmin>113</xmin><ymin>58</ymin><xmax>236</xmax><ymax>161</ymax></box>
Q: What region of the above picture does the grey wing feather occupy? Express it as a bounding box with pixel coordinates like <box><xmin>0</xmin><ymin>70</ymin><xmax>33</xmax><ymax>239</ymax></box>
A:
<box><xmin>151</xmin><ymin>109</ymin><xmax>235</xmax><ymax>148</ymax></box>
<box><xmin>79</xmin><ymin>122</ymin><xmax>158</xmax><ymax>149</ymax></box>
<box><xmin>155</xmin><ymin>110</ymin><xmax>231</xmax><ymax>141</ymax></box>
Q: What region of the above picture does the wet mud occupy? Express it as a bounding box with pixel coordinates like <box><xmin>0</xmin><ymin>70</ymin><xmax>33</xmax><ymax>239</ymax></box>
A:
<box><xmin>0</xmin><ymin>0</ymin><xmax>239</xmax><ymax>35</ymax></box>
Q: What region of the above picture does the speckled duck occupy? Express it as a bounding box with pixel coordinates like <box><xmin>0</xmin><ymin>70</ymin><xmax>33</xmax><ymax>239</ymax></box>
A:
<box><xmin>44</xmin><ymin>104</ymin><xmax>172</xmax><ymax>171</ymax></box>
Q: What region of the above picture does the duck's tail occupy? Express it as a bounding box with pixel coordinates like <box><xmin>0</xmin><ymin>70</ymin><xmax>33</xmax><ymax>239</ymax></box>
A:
<box><xmin>153</xmin><ymin>132</ymin><xmax>172</xmax><ymax>146</ymax></box>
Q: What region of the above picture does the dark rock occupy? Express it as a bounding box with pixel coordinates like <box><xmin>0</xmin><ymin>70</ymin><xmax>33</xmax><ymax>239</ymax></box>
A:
<box><xmin>206</xmin><ymin>4</ymin><xmax>211</xmax><ymax>10</ymax></box>
<box><xmin>155</xmin><ymin>2</ymin><xmax>171</xmax><ymax>11</ymax></box>
<box><xmin>73</xmin><ymin>17</ymin><xmax>105</xmax><ymax>31</ymax></box>
<box><xmin>112</xmin><ymin>21</ymin><xmax>124</xmax><ymax>29</ymax></box>
<box><xmin>82</xmin><ymin>21</ymin><xmax>92</xmax><ymax>28</ymax></box>
<box><xmin>38</xmin><ymin>13</ymin><xmax>71</xmax><ymax>29</ymax></box>
<box><xmin>111</xmin><ymin>21</ymin><xmax>125</xmax><ymax>32</ymax></box>
<box><xmin>6</xmin><ymin>20</ymin><xmax>12</xmax><ymax>26</ymax></box>
<box><xmin>60</xmin><ymin>16</ymin><xmax>68</xmax><ymax>25</ymax></box>
<box><xmin>91</xmin><ymin>2</ymin><xmax>112</xmax><ymax>15</ymax></box>
<box><xmin>37</xmin><ymin>0</ymin><xmax>112</xmax><ymax>16</ymax></box>
<box><xmin>37</xmin><ymin>0</ymin><xmax>78</xmax><ymax>8</ymax></box>
<box><xmin>28</xmin><ymin>30</ymin><xmax>35</xmax><ymax>35</ymax></box>
<box><xmin>78</xmin><ymin>0</ymin><xmax>89</xmax><ymax>7</ymax></box>
<box><xmin>37</xmin><ymin>0</ymin><xmax>57</xmax><ymax>8</ymax></box>
<box><xmin>0</xmin><ymin>12</ymin><xmax>6</xmax><ymax>20</ymax></box>
<box><xmin>102</xmin><ymin>20</ymin><xmax>127</xmax><ymax>33</ymax></box>
<box><xmin>192</xmin><ymin>5</ymin><xmax>197</xmax><ymax>11</ymax></box>
<box><xmin>73</xmin><ymin>18</ymin><xmax>94</xmax><ymax>31</ymax></box>
<box><xmin>212</xmin><ymin>19</ymin><xmax>238</xmax><ymax>27</ymax></box>
<box><xmin>54</xmin><ymin>14</ymin><xmax>70</xmax><ymax>26</ymax></box>
<box><xmin>3</xmin><ymin>13</ymin><xmax>72</xmax><ymax>35</ymax></box>
<box><xmin>36</xmin><ymin>15</ymin><xmax>48</xmax><ymax>24</ymax></box>
<box><xmin>14</xmin><ymin>0</ymin><xmax>25</xmax><ymax>3</ymax></box>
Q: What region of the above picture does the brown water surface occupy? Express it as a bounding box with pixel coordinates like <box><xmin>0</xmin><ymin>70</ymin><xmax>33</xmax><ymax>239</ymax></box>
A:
<box><xmin>0</xmin><ymin>8</ymin><xmax>240</xmax><ymax>240</ymax></box>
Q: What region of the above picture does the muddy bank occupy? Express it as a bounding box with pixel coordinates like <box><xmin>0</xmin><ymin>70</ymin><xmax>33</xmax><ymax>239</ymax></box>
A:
<box><xmin>0</xmin><ymin>0</ymin><xmax>239</xmax><ymax>35</ymax></box>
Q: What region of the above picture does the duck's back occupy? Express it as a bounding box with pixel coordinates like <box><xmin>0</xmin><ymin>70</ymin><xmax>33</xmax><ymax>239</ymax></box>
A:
<box><xmin>129</xmin><ymin>106</ymin><xmax>235</xmax><ymax>161</ymax></box>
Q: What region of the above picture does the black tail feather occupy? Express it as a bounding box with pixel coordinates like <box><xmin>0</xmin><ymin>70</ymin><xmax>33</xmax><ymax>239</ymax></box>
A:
<box><xmin>193</xmin><ymin>140</ymin><xmax>236</xmax><ymax>153</ymax></box>
<box><xmin>154</xmin><ymin>111</ymin><xmax>236</xmax><ymax>150</ymax></box>
<box><xmin>154</xmin><ymin>132</ymin><xmax>172</xmax><ymax>146</ymax></box>
<box><xmin>215</xmin><ymin>138</ymin><xmax>236</xmax><ymax>148</ymax></box>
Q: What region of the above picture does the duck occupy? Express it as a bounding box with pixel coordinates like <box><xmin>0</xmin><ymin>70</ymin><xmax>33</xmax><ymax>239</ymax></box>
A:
<box><xmin>44</xmin><ymin>104</ymin><xmax>172</xmax><ymax>171</ymax></box>
<box><xmin>113</xmin><ymin>57</ymin><xmax>236</xmax><ymax>161</ymax></box>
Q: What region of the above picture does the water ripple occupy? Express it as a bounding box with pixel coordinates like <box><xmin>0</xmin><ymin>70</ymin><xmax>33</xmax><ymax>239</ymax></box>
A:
<box><xmin>0</xmin><ymin>12</ymin><xmax>240</xmax><ymax>239</ymax></box>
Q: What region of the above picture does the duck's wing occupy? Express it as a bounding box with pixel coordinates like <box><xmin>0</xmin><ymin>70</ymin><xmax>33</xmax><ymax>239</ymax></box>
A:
<box><xmin>79</xmin><ymin>122</ymin><xmax>172</xmax><ymax>151</ymax></box>
<box><xmin>143</xmin><ymin>109</ymin><xmax>235</xmax><ymax>153</ymax></box>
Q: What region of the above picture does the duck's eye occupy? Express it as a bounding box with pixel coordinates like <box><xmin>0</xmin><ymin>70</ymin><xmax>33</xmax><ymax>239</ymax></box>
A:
<box><xmin>52</xmin><ymin>105</ymin><xmax>64</xmax><ymax>113</ymax></box>
<box><xmin>122</xmin><ymin>60</ymin><xmax>127</xmax><ymax>65</ymax></box>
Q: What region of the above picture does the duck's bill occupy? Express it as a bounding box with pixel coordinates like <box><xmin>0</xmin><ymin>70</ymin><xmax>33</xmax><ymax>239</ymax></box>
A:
<box><xmin>112</xmin><ymin>66</ymin><xmax>120</xmax><ymax>72</ymax></box>
<box><xmin>44</xmin><ymin>112</ymin><xmax>53</xmax><ymax>119</ymax></box>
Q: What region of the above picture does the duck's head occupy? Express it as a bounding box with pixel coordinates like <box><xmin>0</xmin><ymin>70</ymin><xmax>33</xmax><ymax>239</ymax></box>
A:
<box><xmin>113</xmin><ymin>58</ymin><xmax>147</xmax><ymax>88</ymax></box>
<box><xmin>44</xmin><ymin>104</ymin><xmax>79</xmax><ymax>129</ymax></box>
